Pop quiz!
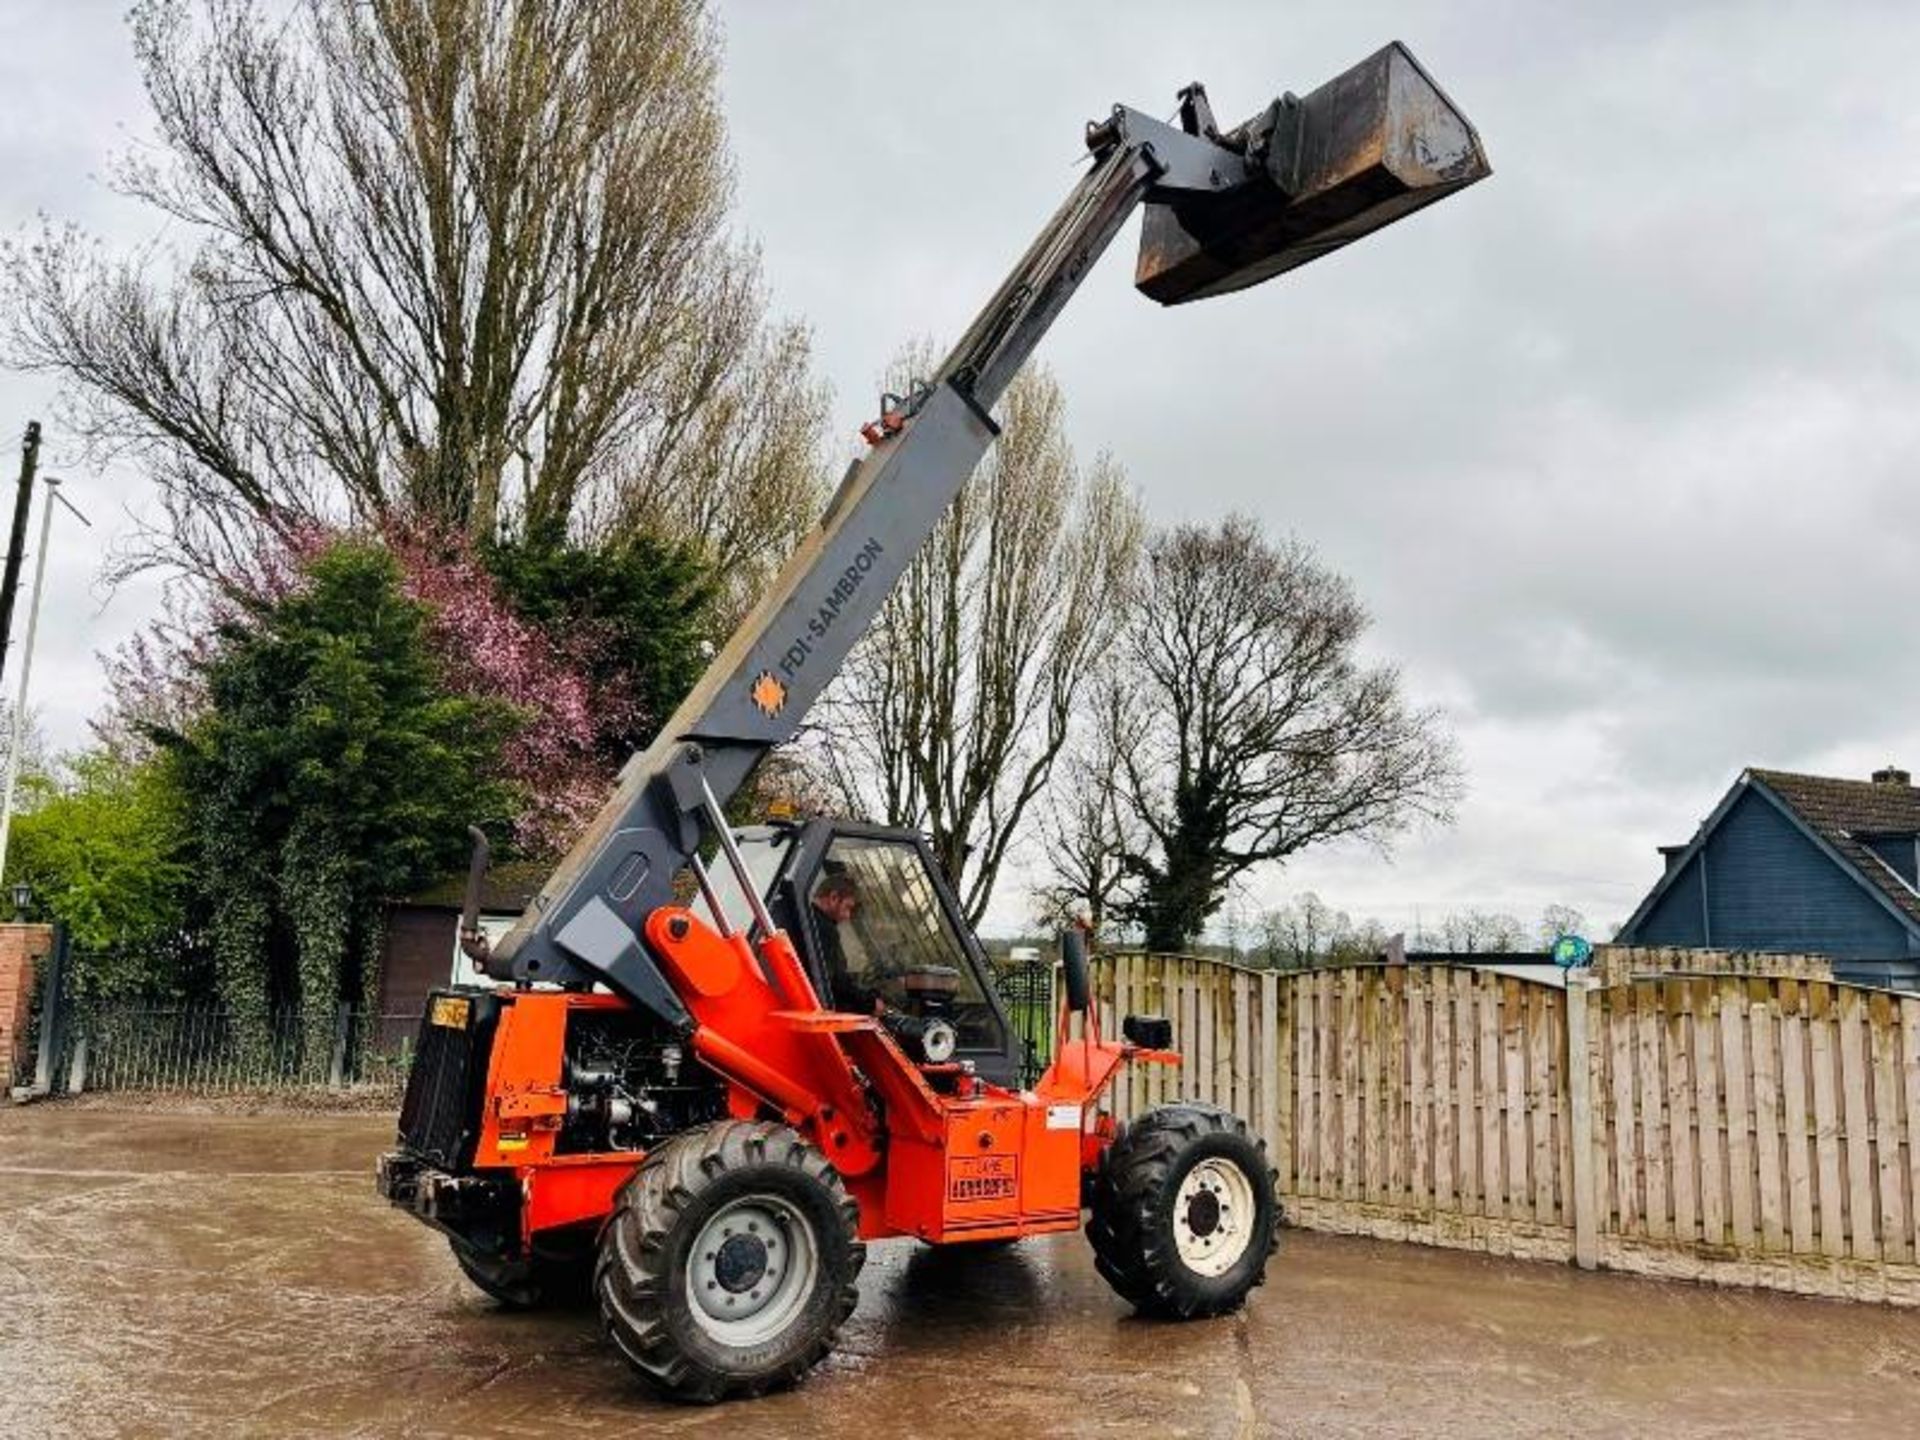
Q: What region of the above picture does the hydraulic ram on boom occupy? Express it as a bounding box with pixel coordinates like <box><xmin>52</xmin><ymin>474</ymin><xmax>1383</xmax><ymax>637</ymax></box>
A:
<box><xmin>476</xmin><ymin>43</ymin><xmax>1490</xmax><ymax>1026</ymax></box>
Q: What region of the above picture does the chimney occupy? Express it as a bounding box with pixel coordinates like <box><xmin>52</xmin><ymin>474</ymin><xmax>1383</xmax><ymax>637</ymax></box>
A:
<box><xmin>1872</xmin><ymin>764</ymin><xmax>1911</xmax><ymax>788</ymax></box>
<box><xmin>1658</xmin><ymin>844</ymin><xmax>1688</xmax><ymax>874</ymax></box>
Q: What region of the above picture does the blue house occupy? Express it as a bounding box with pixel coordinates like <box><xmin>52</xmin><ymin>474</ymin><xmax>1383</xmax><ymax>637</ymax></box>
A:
<box><xmin>1616</xmin><ymin>765</ymin><xmax>1920</xmax><ymax>990</ymax></box>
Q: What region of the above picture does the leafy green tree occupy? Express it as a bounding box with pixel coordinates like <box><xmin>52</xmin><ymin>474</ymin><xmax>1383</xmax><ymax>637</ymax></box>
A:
<box><xmin>10</xmin><ymin>750</ymin><xmax>201</xmax><ymax>998</ymax></box>
<box><xmin>483</xmin><ymin>529</ymin><xmax>716</xmax><ymax>766</ymax></box>
<box><xmin>167</xmin><ymin>537</ymin><xmax>517</xmax><ymax>1054</ymax></box>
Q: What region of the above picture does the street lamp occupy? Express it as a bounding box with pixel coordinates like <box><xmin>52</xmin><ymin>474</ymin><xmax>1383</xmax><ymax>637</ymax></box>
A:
<box><xmin>10</xmin><ymin>880</ymin><xmax>29</xmax><ymax>922</ymax></box>
<box><xmin>0</xmin><ymin>473</ymin><xmax>91</xmax><ymax>885</ymax></box>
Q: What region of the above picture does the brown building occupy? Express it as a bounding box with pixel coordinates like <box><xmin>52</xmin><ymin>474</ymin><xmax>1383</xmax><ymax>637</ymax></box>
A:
<box><xmin>375</xmin><ymin>862</ymin><xmax>546</xmax><ymax>1039</ymax></box>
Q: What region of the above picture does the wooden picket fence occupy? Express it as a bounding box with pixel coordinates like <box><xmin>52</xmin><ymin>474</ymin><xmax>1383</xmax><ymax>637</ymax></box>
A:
<box><xmin>1091</xmin><ymin>949</ymin><xmax>1920</xmax><ymax>1306</ymax></box>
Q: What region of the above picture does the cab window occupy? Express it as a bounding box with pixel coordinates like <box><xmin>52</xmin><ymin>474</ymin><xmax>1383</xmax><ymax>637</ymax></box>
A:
<box><xmin>805</xmin><ymin>836</ymin><xmax>1006</xmax><ymax>1053</ymax></box>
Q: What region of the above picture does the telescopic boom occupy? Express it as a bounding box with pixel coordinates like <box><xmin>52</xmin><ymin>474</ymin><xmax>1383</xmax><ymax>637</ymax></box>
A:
<box><xmin>481</xmin><ymin>42</ymin><xmax>1490</xmax><ymax>1028</ymax></box>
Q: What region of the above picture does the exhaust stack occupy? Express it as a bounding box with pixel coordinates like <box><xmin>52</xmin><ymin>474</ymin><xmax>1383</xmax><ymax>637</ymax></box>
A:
<box><xmin>1134</xmin><ymin>42</ymin><xmax>1490</xmax><ymax>305</ymax></box>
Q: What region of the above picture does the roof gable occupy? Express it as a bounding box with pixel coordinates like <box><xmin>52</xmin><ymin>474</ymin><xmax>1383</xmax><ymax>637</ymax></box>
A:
<box><xmin>1619</xmin><ymin>768</ymin><xmax>1920</xmax><ymax>943</ymax></box>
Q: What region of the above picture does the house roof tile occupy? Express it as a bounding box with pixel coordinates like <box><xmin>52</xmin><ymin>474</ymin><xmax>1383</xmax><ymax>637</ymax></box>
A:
<box><xmin>1747</xmin><ymin>768</ymin><xmax>1920</xmax><ymax>929</ymax></box>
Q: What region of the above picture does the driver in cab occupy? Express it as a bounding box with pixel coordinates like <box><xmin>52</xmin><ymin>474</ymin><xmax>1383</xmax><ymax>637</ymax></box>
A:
<box><xmin>810</xmin><ymin>868</ymin><xmax>882</xmax><ymax>1014</ymax></box>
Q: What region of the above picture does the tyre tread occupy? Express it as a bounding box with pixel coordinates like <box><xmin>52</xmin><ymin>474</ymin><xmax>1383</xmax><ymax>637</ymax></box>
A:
<box><xmin>596</xmin><ymin>1120</ymin><xmax>864</xmax><ymax>1403</ymax></box>
<box><xmin>1085</xmin><ymin>1102</ymin><xmax>1281</xmax><ymax>1318</ymax></box>
<box><xmin>451</xmin><ymin>1239</ymin><xmax>593</xmax><ymax>1310</ymax></box>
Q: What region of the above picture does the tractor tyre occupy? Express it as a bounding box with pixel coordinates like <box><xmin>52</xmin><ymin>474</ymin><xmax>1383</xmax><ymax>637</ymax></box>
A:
<box><xmin>1086</xmin><ymin>1103</ymin><xmax>1280</xmax><ymax>1319</ymax></box>
<box><xmin>450</xmin><ymin>1238</ymin><xmax>594</xmax><ymax>1310</ymax></box>
<box><xmin>596</xmin><ymin>1120</ymin><xmax>865</xmax><ymax>1404</ymax></box>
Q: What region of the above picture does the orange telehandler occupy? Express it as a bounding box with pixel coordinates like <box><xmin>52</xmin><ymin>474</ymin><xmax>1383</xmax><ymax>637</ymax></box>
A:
<box><xmin>378</xmin><ymin>42</ymin><xmax>1488</xmax><ymax>1403</ymax></box>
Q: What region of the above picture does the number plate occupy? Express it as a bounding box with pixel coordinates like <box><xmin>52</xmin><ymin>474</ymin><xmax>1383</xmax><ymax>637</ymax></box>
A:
<box><xmin>947</xmin><ymin>1154</ymin><xmax>1019</xmax><ymax>1203</ymax></box>
<box><xmin>429</xmin><ymin>995</ymin><xmax>472</xmax><ymax>1029</ymax></box>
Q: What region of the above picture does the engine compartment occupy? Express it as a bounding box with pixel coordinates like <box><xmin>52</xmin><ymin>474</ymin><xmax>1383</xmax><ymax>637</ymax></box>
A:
<box><xmin>556</xmin><ymin>1006</ymin><xmax>727</xmax><ymax>1155</ymax></box>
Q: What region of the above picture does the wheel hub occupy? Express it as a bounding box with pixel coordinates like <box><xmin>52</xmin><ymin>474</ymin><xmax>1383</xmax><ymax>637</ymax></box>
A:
<box><xmin>713</xmin><ymin>1233</ymin><xmax>770</xmax><ymax>1293</ymax></box>
<box><xmin>687</xmin><ymin>1195</ymin><xmax>820</xmax><ymax>1346</ymax></box>
<box><xmin>1184</xmin><ymin>1187</ymin><xmax>1222</xmax><ymax>1238</ymax></box>
<box><xmin>1172</xmin><ymin>1156</ymin><xmax>1257</xmax><ymax>1278</ymax></box>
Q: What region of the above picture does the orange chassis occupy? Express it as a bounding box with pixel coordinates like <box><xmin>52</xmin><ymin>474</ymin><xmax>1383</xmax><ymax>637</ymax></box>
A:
<box><xmin>474</xmin><ymin>904</ymin><xmax>1176</xmax><ymax>1250</ymax></box>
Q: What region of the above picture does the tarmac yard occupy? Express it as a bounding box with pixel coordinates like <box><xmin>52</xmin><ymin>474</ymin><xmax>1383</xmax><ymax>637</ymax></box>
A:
<box><xmin>3</xmin><ymin>1109</ymin><xmax>1920</xmax><ymax>1439</ymax></box>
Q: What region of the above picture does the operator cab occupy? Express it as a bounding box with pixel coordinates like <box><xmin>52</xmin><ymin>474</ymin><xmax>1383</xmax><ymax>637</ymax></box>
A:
<box><xmin>700</xmin><ymin>820</ymin><xmax>1021</xmax><ymax>1088</ymax></box>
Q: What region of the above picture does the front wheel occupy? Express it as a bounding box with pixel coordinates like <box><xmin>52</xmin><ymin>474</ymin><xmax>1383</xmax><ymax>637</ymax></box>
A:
<box><xmin>1086</xmin><ymin>1103</ymin><xmax>1280</xmax><ymax>1318</ymax></box>
<box><xmin>597</xmin><ymin>1121</ymin><xmax>865</xmax><ymax>1404</ymax></box>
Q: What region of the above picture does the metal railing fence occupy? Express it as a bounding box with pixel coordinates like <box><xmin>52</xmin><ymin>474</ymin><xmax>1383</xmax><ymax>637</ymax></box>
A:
<box><xmin>23</xmin><ymin>941</ymin><xmax>1064</xmax><ymax>1100</ymax></box>
<box><xmin>29</xmin><ymin>1000</ymin><xmax>424</xmax><ymax>1099</ymax></box>
<box><xmin>993</xmin><ymin>953</ymin><xmax>1056</xmax><ymax>1086</ymax></box>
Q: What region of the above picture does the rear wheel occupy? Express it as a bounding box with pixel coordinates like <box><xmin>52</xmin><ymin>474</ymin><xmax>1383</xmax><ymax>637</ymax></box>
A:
<box><xmin>450</xmin><ymin>1239</ymin><xmax>593</xmax><ymax>1310</ymax></box>
<box><xmin>597</xmin><ymin>1121</ymin><xmax>864</xmax><ymax>1404</ymax></box>
<box><xmin>1086</xmin><ymin>1103</ymin><xmax>1280</xmax><ymax>1318</ymax></box>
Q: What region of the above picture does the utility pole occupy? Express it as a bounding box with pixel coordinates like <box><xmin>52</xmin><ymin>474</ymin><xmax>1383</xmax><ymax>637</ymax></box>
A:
<box><xmin>0</xmin><ymin>422</ymin><xmax>41</xmax><ymax>692</ymax></box>
<box><xmin>0</xmin><ymin>474</ymin><xmax>91</xmax><ymax>883</ymax></box>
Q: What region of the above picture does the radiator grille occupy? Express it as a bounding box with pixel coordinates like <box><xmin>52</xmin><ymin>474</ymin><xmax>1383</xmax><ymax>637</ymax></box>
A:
<box><xmin>396</xmin><ymin>991</ymin><xmax>494</xmax><ymax>1169</ymax></box>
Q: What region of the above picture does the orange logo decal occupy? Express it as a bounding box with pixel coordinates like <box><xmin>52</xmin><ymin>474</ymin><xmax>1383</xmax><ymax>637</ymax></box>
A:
<box><xmin>749</xmin><ymin>670</ymin><xmax>788</xmax><ymax>717</ymax></box>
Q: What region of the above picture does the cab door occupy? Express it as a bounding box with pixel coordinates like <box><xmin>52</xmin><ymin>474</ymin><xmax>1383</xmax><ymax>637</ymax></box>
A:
<box><xmin>778</xmin><ymin>823</ymin><xmax>1022</xmax><ymax>1088</ymax></box>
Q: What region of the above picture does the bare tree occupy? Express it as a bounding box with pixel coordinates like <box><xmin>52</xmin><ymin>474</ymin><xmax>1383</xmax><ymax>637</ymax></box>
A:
<box><xmin>819</xmin><ymin>355</ymin><xmax>1145</xmax><ymax>926</ymax></box>
<box><xmin>612</xmin><ymin>321</ymin><xmax>830</xmax><ymax>618</ymax></box>
<box><xmin>1247</xmin><ymin>892</ymin><xmax>1389</xmax><ymax>969</ymax></box>
<box><xmin>1438</xmin><ymin>910</ymin><xmax>1527</xmax><ymax>954</ymax></box>
<box><xmin>2</xmin><ymin>0</ymin><xmax>825</xmax><ymax>578</ymax></box>
<box><xmin>1538</xmin><ymin>903</ymin><xmax>1588</xmax><ymax>949</ymax></box>
<box><xmin>1333</xmin><ymin>917</ymin><xmax>1391</xmax><ymax>965</ymax></box>
<box><xmin>1255</xmin><ymin>892</ymin><xmax>1347</xmax><ymax>968</ymax></box>
<box><xmin>1102</xmin><ymin>515</ymin><xmax>1460</xmax><ymax>952</ymax></box>
<box><xmin>1032</xmin><ymin>677</ymin><xmax>1150</xmax><ymax>943</ymax></box>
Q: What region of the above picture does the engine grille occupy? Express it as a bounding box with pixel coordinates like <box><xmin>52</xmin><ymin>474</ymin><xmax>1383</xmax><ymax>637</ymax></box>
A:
<box><xmin>397</xmin><ymin>990</ymin><xmax>498</xmax><ymax>1170</ymax></box>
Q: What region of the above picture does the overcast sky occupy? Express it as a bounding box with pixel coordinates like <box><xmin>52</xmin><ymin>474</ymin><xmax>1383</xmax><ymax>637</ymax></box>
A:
<box><xmin>4</xmin><ymin>2</ymin><xmax>1920</xmax><ymax>942</ymax></box>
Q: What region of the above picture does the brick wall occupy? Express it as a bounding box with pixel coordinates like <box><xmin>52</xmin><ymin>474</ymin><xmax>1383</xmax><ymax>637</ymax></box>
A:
<box><xmin>0</xmin><ymin>922</ymin><xmax>52</xmax><ymax>1090</ymax></box>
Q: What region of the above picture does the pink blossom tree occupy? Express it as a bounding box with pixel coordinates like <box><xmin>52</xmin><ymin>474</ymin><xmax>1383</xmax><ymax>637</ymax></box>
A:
<box><xmin>99</xmin><ymin>521</ymin><xmax>638</xmax><ymax>858</ymax></box>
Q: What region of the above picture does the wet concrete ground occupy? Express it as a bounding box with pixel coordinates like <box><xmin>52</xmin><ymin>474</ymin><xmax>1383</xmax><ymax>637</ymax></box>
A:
<box><xmin>2</xmin><ymin>1108</ymin><xmax>1919</xmax><ymax>1438</ymax></box>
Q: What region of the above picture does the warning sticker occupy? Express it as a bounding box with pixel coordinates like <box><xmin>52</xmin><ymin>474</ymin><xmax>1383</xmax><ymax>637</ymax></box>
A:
<box><xmin>947</xmin><ymin>1154</ymin><xmax>1019</xmax><ymax>1203</ymax></box>
<box><xmin>1045</xmin><ymin>1103</ymin><xmax>1081</xmax><ymax>1131</ymax></box>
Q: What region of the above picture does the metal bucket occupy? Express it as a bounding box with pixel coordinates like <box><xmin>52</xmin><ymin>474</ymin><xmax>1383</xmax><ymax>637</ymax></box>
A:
<box><xmin>1135</xmin><ymin>42</ymin><xmax>1491</xmax><ymax>305</ymax></box>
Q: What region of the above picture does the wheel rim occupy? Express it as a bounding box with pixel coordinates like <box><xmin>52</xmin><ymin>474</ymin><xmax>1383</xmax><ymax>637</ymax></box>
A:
<box><xmin>1173</xmin><ymin>1156</ymin><xmax>1257</xmax><ymax>1277</ymax></box>
<box><xmin>687</xmin><ymin>1194</ymin><xmax>820</xmax><ymax>1347</ymax></box>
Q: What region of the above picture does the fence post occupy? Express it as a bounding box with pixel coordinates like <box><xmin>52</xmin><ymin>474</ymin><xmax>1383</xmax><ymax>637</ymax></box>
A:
<box><xmin>328</xmin><ymin>1002</ymin><xmax>352</xmax><ymax>1089</ymax></box>
<box><xmin>30</xmin><ymin>923</ymin><xmax>68</xmax><ymax>1097</ymax></box>
<box><xmin>1565</xmin><ymin>970</ymin><xmax>1598</xmax><ymax>1270</ymax></box>
<box><xmin>65</xmin><ymin>1031</ymin><xmax>88</xmax><ymax>1095</ymax></box>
